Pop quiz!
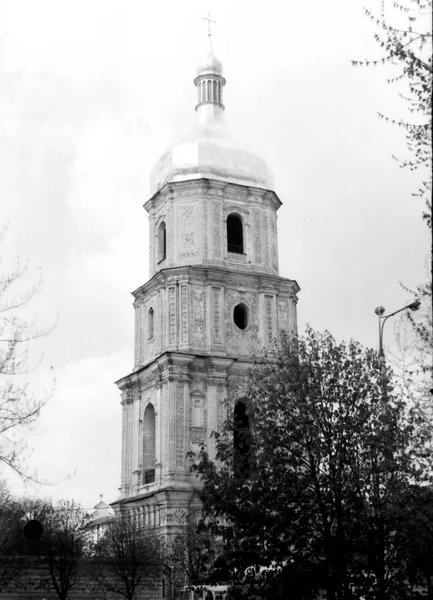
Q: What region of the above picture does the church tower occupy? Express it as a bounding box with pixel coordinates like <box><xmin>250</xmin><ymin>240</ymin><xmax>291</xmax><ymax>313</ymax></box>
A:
<box><xmin>113</xmin><ymin>48</ymin><xmax>300</xmax><ymax>532</ymax></box>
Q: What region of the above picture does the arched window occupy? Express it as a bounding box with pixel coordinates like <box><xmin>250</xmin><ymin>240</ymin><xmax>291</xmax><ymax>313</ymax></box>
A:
<box><xmin>213</xmin><ymin>80</ymin><xmax>218</xmax><ymax>103</ymax></box>
<box><xmin>158</xmin><ymin>221</ymin><xmax>166</xmax><ymax>262</ymax></box>
<box><xmin>227</xmin><ymin>214</ymin><xmax>244</xmax><ymax>254</ymax></box>
<box><xmin>143</xmin><ymin>404</ymin><xmax>156</xmax><ymax>484</ymax></box>
<box><xmin>234</xmin><ymin>400</ymin><xmax>251</xmax><ymax>478</ymax></box>
<box><xmin>148</xmin><ymin>307</ymin><xmax>154</xmax><ymax>340</ymax></box>
<box><xmin>207</xmin><ymin>80</ymin><xmax>212</xmax><ymax>101</ymax></box>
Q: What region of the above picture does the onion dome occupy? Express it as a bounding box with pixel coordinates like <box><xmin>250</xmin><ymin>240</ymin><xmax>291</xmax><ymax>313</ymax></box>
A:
<box><xmin>150</xmin><ymin>50</ymin><xmax>274</xmax><ymax>195</ymax></box>
<box><xmin>196</xmin><ymin>51</ymin><xmax>223</xmax><ymax>76</ymax></box>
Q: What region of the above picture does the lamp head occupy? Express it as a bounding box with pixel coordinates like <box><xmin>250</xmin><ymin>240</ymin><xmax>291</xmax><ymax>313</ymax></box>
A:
<box><xmin>408</xmin><ymin>299</ymin><xmax>421</xmax><ymax>311</ymax></box>
<box><xmin>375</xmin><ymin>306</ymin><xmax>385</xmax><ymax>317</ymax></box>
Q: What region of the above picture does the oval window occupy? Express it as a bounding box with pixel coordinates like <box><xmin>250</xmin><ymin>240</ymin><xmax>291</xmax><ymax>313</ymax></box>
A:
<box><xmin>233</xmin><ymin>303</ymin><xmax>248</xmax><ymax>330</ymax></box>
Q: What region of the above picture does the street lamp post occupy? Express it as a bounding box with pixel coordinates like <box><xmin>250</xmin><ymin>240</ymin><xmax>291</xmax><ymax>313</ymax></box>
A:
<box><xmin>374</xmin><ymin>299</ymin><xmax>421</xmax><ymax>362</ymax></box>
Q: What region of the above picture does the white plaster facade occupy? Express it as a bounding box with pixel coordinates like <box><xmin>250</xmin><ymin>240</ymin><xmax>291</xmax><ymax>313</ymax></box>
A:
<box><xmin>112</xmin><ymin>50</ymin><xmax>300</xmax><ymax>535</ymax></box>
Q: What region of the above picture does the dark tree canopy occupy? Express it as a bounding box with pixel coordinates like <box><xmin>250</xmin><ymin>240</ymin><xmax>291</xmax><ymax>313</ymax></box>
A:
<box><xmin>93</xmin><ymin>512</ymin><xmax>162</xmax><ymax>600</ymax></box>
<box><xmin>192</xmin><ymin>328</ymin><xmax>433</xmax><ymax>600</ymax></box>
<box><xmin>40</xmin><ymin>499</ymin><xmax>88</xmax><ymax>600</ymax></box>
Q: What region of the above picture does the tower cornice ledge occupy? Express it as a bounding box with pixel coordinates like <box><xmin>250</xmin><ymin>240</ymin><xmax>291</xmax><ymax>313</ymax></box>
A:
<box><xmin>144</xmin><ymin>178</ymin><xmax>282</xmax><ymax>214</ymax></box>
<box><xmin>132</xmin><ymin>265</ymin><xmax>300</xmax><ymax>300</ymax></box>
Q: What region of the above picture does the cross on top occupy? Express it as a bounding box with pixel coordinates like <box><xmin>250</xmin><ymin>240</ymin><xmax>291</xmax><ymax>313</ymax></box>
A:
<box><xmin>202</xmin><ymin>12</ymin><xmax>216</xmax><ymax>38</ymax></box>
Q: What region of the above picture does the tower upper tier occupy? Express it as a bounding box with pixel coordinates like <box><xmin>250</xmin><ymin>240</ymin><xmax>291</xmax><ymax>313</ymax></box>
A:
<box><xmin>150</xmin><ymin>50</ymin><xmax>274</xmax><ymax>195</ymax></box>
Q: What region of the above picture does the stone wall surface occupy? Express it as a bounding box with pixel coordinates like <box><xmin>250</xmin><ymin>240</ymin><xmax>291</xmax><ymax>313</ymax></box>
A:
<box><xmin>0</xmin><ymin>558</ymin><xmax>167</xmax><ymax>600</ymax></box>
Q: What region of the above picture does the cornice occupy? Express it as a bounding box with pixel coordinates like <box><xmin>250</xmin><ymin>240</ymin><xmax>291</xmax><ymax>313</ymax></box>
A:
<box><xmin>132</xmin><ymin>265</ymin><xmax>300</xmax><ymax>301</ymax></box>
<box><xmin>143</xmin><ymin>178</ymin><xmax>282</xmax><ymax>214</ymax></box>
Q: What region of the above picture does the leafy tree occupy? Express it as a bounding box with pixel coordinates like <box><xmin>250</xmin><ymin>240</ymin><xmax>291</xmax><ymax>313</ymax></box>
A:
<box><xmin>40</xmin><ymin>499</ymin><xmax>89</xmax><ymax>600</ymax></box>
<box><xmin>353</xmin><ymin>0</ymin><xmax>432</xmax><ymax>227</ymax></box>
<box><xmin>394</xmin><ymin>272</ymin><xmax>433</xmax><ymax>414</ymax></box>
<box><xmin>93</xmin><ymin>511</ymin><xmax>162</xmax><ymax>600</ymax></box>
<box><xmin>395</xmin><ymin>484</ymin><xmax>433</xmax><ymax>598</ymax></box>
<box><xmin>0</xmin><ymin>229</ymin><xmax>54</xmax><ymax>479</ymax></box>
<box><xmin>167</xmin><ymin>511</ymin><xmax>219</xmax><ymax>590</ymax></box>
<box><xmin>0</xmin><ymin>481</ymin><xmax>22</xmax><ymax>591</ymax></box>
<box><xmin>192</xmin><ymin>328</ymin><xmax>433</xmax><ymax>600</ymax></box>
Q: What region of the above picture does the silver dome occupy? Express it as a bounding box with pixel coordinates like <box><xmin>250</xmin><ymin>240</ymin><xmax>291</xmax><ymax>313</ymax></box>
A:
<box><xmin>149</xmin><ymin>50</ymin><xmax>274</xmax><ymax>196</ymax></box>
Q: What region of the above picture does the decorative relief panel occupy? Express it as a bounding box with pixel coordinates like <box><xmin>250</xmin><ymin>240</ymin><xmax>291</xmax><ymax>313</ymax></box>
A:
<box><xmin>192</xmin><ymin>286</ymin><xmax>207</xmax><ymax>346</ymax></box>
<box><xmin>254</xmin><ymin>210</ymin><xmax>262</xmax><ymax>264</ymax></box>
<box><xmin>264</xmin><ymin>212</ymin><xmax>270</xmax><ymax>268</ymax></box>
<box><xmin>180</xmin><ymin>284</ymin><xmax>189</xmax><ymax>344</ymax></box>
<box><xmin>162</xmin><ymin>384</ymin><xmax>169</xmax><ymax>471</ymax></box>
<box><xmin>134</xmin><ymin>303</ymin><xmax>140</xmax><ymax>367</ymax></box>
<box><xmin>175</xmin><ymin>384</ymin><xmax>185</xmax><ymax>469</ymax></box>
<box><xmin>217</xmin><ymin>385</ymin><xmax>225</xmax><ymax>432</ymax></box>
<box><xmin>265</xmin><ymin>295</ymin><xmax>274</xmax><ymax>346</ymax></box>
<box><xmin>190</xmin><ymin>428</ymin><xmax>205</xmax><ymax>444</ymax></box>
<box><xmin>212</xmin><ymin>202</ymin><xmax>222</xmax><ymax>259</ymax></box>
<box><xmin>277</xmin><ymin>297</ymin><xmax>289</xmax><ymax>331</ymax></box>
<box><xmin>211</xmin><ymin>287</ymin><xmax>222</xmax><ymax>344</ymax></box>
<box><xmin>203</xmin><ymin>197</ymin><xmax>208</xmax><ymax>259</ymax></box>
<box><xmin>180</xmin><ymin>204</ymin><xmax>195</xmax><ymax>249</ymax></box>
<box><xmin>168</xmin><ymin>286</ymin><xmax>176</xmax><ymax>345</ymax></box>
<box><xmin>271</xmin><ymin>217</ymin><xmax>278</xmax><ymax>270</ymax></box>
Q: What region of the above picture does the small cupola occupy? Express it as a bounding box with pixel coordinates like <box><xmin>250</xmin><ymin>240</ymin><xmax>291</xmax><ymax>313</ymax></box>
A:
<box><xmin>194</xmin><ymin>51</ymin><xmax>226</xmax><ymax>110</ymax></box>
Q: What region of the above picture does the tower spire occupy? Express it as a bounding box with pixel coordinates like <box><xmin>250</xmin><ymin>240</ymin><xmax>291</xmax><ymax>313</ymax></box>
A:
<box><xmin>202</xmin><ymin>12</ymin><xmax>216</xmax><ymax>51</ymax></box>
<box><xmin>194</xmin><ymin>16</ymin><xmax>226</xmax><ymax>111</ymax></box>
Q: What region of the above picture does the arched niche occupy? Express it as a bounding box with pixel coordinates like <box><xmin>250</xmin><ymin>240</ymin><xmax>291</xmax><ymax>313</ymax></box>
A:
<box><xmin>142</xmin><ymin>403</ymin><xmax>156</xmax><ymax>484</ymax></box>
<box><xmin>227</xmin><ymin>213</ymin><xmax>244</xmax><ymax>254</ymax></box>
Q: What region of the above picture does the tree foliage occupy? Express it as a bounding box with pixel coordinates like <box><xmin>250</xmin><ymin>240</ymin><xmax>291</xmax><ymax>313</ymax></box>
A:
<box><xmin>353</xmin><ymin>0</ymin><xmax>432</xmax><ymax>226</ymax></box>
<box><xmin>0</xmin><ymin>481</ymin><xmax>23</xmax><ymax>591</ymax></box>
<box><xmin>192</xmin><ymin>328</ymin><xmax>433</xmax><ymax>599</ymax></box>
<box><xmin>0</xmin><ymin>229</ymin><xmax>54</xmax><ymax>479</ymax></box>
<box><xmin>93</xmin><ymin>512</ymin><xmax>162</xmax><ymax>600</ymax></box>
<box><xmin>395</xmin><ymin>267</ymin><xmax>433</xmax><ymax>414</ymax></box>
<box><xmin>39</xmin><ymin>499</ymin><xmax>89</xmax><ymax>600</ymax></box>
<box><xmin>167</xmin><ymin>512</ymin><xmax>219</xmax><ymax>589</ymax></box>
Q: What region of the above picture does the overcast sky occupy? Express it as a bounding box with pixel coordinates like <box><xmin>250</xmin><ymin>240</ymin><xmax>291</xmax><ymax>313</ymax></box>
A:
<box><xmin>0</xmin><ymin>0</ymin><xmax>430</xmax><ymax>510</ymax></box>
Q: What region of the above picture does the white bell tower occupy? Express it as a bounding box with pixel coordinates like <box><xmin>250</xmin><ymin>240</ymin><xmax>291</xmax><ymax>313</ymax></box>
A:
<box><xmin>112</xmin><ymin>47</ymin><xmax>300</xmax><ymax>534</ymax></box>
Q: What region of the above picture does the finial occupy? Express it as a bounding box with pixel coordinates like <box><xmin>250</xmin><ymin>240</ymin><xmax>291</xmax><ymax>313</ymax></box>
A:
<box><xmin>202</xmin><ymin>12</ymin><xmax>216</xmax><ymax>50</ymax></box>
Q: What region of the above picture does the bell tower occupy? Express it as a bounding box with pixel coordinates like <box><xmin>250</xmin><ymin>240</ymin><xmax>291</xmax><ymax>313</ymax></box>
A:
<box><xmin>112</xmin><ymin>48</ymin><xmax>300</xmax><ymax>533</ymax></box>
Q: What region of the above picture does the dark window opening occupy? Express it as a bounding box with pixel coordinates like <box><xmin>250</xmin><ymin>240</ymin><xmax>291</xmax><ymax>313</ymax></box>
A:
<box><xmin>148</xmin><ymin>307</ymin><xmax>154</xmax><ymax>340</ymax></box>
<box><xmin>234</xmin><ymin>401</ymin><xmax>251</xmax><ymax>478</ymax></box>
<box><xmin>158</xmin><ymin>221</ymin><xmax>166</xmax><ymax>262</ymax></box>
<box><xmin>144</xmin><ymin>468</ymin><xmax>155</xmax><ymax>484</ymax></box>
<box><xmin>227</xmin><ymin>214</ymin><xmax>244</xmax><ymax>254</ymax></box>
<box><xmin>233</xmin><ymin>303</ymin><xmax>248</xmax><ymax>330</ymax></box>
<box><xmin>142</xmin><ymin>404</ymin><xmax>156</xmax><ymax>485</ymax></box>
